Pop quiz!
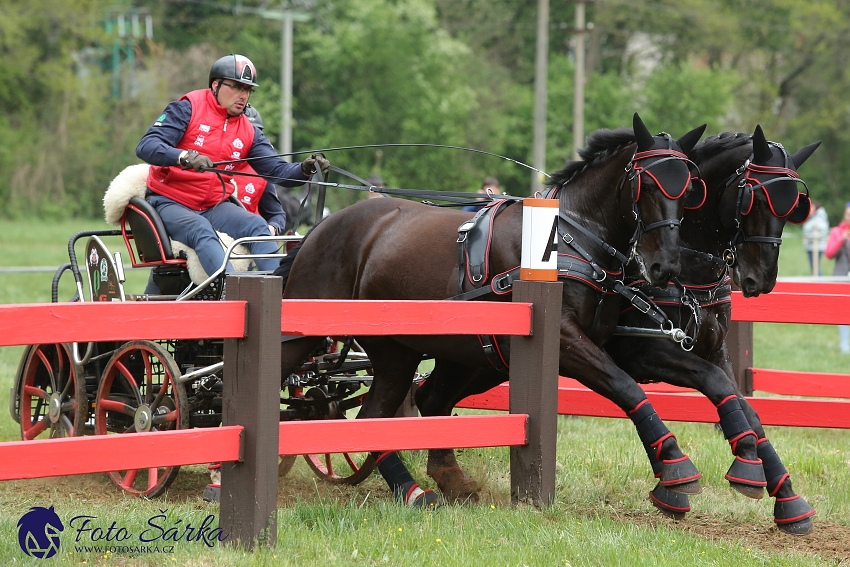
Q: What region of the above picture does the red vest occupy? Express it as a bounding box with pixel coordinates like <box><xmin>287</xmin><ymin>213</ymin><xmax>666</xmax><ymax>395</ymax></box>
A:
<box><xmin>147</xmin><ymin>89</ymin><xmax>256</xmax><ymax>210</ymax></box>
<box><xmin>234</xmin><ymin>164</ymin><xmax>268</xmax><ymax>215</ymax></box>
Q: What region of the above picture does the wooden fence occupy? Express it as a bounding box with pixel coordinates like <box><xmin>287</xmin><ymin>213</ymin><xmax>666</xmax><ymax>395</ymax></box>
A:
<box><xmin>0</xmin><ymin>275</ymin><xmax>562</xmax><ymax>549</ymax></box>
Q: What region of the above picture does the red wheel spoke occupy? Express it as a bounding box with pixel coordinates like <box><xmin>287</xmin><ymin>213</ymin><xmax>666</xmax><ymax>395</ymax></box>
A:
<box><xmin>152</xmin><ymin>410</ymin><xmax>177</xmax><ymax>425</ymax></box>
<box><xmin>114</xmin><ymin>360</ymin><xmax>140</xmax><ymax>392</ymax></box>
<box><xmin>99</xmin><ymin>398</ymin><xmax>136</xmax><ymax>417</ymax></box>
<box><xmin>150</xmin><ymin>374</ymin><xmax>169</xmax><ymax>412</ymax></box>
<box><xmin>120</xmin><ymin>469</ymin><xmax>138</xmax><ymax>490</ymax></box>
<box><xmin>23</xmin><ymin>385</ymin><xmax>49</xmax><ymax>401</ymax></box>
<box><xmin>35</xmin><ymin>348</ymin><xmax>57</xmax><ymax>392</ymax></box>
<box><xmin>344</xmin><ymin>453</ymin><xmax>358</xmax><ymax>472</ymax></box>
<box><xmin>324</xmin><ymin>454</ymin><xmax>334</xmax><ymax>476</ymax></box>
<box><xmin>23</xmin><ymin>419</ymin><xmax>49</xmax><ymax>440</ymax></box>
<box><xmin>60</xmin><ymin>414</ymin><xmax>74</xmax><ymax>436</ymax></box>
<box><xmin>143</xmin><ymin>352</ymin><xmax>154</xmax><ymax>404</ymax></box>
<box><xmin>147</xmin><ymin>468</ymin><xmax>159</xmax><ymax>491</ymax></box>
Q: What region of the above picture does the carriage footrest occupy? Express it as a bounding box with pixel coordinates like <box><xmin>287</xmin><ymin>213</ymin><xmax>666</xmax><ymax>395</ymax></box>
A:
<box><xmin>203</xmin><ymin>484</ymin><xmax>221</xmax><ymax>503</ymax></box>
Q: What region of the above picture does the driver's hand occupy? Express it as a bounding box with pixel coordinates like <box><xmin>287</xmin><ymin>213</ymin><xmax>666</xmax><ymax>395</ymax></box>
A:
<box><xmin>301</xmin><ymin>154</ymin><xmax>330</xmax><ymax>176</ymax></box>
<box><xmin>180</xmin><ymin>150</ymin><xmax>214</xmax><ymax>172</ymax></box>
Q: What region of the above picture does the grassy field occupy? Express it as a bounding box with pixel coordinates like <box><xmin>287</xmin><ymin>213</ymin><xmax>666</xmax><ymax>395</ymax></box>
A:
<box><xmin>0</xmin><ymin>220</ymin><xmax>848</xmax><ymax>566</ymax></box>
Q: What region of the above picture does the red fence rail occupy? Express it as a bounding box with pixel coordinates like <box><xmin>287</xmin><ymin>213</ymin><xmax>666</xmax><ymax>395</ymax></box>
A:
<box><xmin>0</xmin><ymin>276</ymin><xmax>557</xmax><ymax>549</ymax></box>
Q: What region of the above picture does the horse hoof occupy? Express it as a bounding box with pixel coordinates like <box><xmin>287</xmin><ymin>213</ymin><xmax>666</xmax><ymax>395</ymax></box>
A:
<box><xmin>725</xmin><ymin>457</ymin><xmax>766</xmax><ymax>498</ymax></box>
<box><xmin>774</xmin><ymin>494</ymin><xmax>815</xmax><ymax>532</ymax></box>
<box><xmin>649</xmin><ymin>483</ymin><xmax>690</xmax><ymax>520</ymax></box>
<box><xmin>661</xmin><ymin>479</ymin><xmax>703</xmax><ymax>495</ymax></box>
<box><xmin>659</xmin><ymin>456</ymin><xmax>702</xmax><ymax>492</ymax></box>
<box><xmin>777</xmin><ymin>517</ymin><xmax>814</xmax><ymax>536</ymax></box>
<box><xmin>730</xmin><ymin>482</ymin><xmax>765</xmax><ymax>500</ymax></box>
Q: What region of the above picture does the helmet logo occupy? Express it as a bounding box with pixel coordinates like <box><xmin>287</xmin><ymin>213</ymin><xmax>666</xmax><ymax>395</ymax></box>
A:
<box><xmin>234</xmin><ymin>55</ymin><xmax>256</xmax><ymax>83</ymax></box>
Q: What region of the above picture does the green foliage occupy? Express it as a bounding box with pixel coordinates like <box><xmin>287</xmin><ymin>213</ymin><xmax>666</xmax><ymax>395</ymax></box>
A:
<box><xmin>1</xmin><ymin>0</ymin><xmax>848</xmax><ymax>218</ymax></box>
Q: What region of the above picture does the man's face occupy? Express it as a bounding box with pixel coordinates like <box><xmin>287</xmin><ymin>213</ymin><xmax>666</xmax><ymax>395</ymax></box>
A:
<box><xmin>213</xmin><ymin>79</ymin><xmax>253</xmax><ymax>116</ymax></box>
<box><xmin>843</xmin><ymin>206</ymin><xmax>850</xmax><ymax>224</ymax></box>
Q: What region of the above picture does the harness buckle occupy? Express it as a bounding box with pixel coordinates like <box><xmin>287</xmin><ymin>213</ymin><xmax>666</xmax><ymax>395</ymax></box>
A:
<box><xmin>562</xmin><ymin>232</ymin><xmax>574</xmax><ymax>245</ymax></box>
<box><xmin>457</xmin><ymin>232</ymin><xmax>468</xmax><ymax>244</ymax></box>
<box><xmin>633</xmin><ymin>296</ymin><xmax>651</xmax><ymax>314</ymax></box>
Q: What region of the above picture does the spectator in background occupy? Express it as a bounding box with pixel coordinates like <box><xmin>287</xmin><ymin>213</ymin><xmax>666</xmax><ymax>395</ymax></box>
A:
<box><xmin>462</xmin><ymin>176</ymin><xmax>500</xmax><ymax>213</ymax></box>
<box><xmin>825</xmin><ymin>202</ymin><xmax>850</xmax><ymax>353</ymax></box>
<box><xmin>802</xmin><ymin>200</ymin><xmax>829</xmax><ymax>276</ymax></box>
<box><xmin>366</xmin><ymin>174</ymin><xmax>387</xmax><ymax>199</ymax></box>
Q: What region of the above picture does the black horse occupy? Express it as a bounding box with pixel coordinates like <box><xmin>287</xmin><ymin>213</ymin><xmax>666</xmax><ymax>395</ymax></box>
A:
<box><xmin>277</xmin><ymin>114</ymin><xmax>706</xmax><ymax>507</ymax></box>
<box><xmin>605</xmin><ymin>126</ymin><xmax>821</xmax><ymax>534</ymax></box>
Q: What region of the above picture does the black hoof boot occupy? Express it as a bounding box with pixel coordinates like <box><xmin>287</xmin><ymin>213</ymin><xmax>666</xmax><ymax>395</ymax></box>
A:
<box><xmin>397</xmin><ymin>482</ymin><xmax>440</xmax><ymax>510</ymax></box>
<box><xmin>726</xmin><ymin>456</ymin><xmax>767</xmax><ymax>499</ymax></box>
<box><xmin>649</xmin><ymin>483</ymin><xmax>690</xmax><ymax>520</ymax></box>
<box><xmin>660</xmin><ymin>457</ymin><xmax>703</xmax><ymax>494</ymax></box>
<box><xmin>775</xmin><ymin>495</ymin><xmax>815</xmax><ymax>534</ymax></box>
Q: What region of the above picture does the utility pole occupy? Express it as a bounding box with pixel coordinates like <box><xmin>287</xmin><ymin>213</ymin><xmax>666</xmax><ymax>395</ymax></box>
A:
<box><xmin>572</xmin><ymin>1</ymin><xmax>589</xmax><ymax>161</ymax></box>
<box><xmin>233</xmin><ymin>3</ymin><xmax>308</xmax><ymax>155</ymax></box>
<box><xmin>531</xmin><ymin>0</ymin><xmax>550</xmax><ymax>195</ymax></box>
<box><xmin>281</xmin><ymin>13</ymin><xmax>293</xmax><ymax>156</ymax></box>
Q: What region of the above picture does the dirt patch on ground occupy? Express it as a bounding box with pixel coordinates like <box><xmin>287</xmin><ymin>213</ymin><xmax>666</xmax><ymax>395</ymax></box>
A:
<box><xmin>601</xmin><ymin>508</ymin><xmax>850</xmax><ymax>565</ymax></box>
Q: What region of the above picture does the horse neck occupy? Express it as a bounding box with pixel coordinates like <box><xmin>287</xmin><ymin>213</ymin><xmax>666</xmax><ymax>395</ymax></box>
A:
<box><xmin>679</xmin><ymin>147</ymin><xmax>751</xmax><ymax>283</ymax></box>
<box><xmin>557</xmin><ymin>148</ymin><xmax>634</xmax><ymax>264</ymax></box>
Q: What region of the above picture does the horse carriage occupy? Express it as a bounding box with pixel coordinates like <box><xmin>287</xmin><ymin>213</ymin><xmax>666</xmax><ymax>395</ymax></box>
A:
<box><xmin>8</xmin><ymin>165</ymin><xmax>384</xmax><ymax>498</ymax></box>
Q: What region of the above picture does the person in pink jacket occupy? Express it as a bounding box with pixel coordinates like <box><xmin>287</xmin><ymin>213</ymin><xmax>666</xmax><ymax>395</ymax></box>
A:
<box><xmin>825</xmin><ymin>202</ymin><xmax>850</xmax><ymax>352</ymax></box>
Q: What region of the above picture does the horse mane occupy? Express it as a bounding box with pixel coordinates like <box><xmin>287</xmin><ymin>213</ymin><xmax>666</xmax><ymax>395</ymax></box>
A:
<box><xmin>687</xmin><ymin>131</ymin><xmax>751</xmax><ymax>163</ymax></box>
<box><xmin>273</xmin><ymin>219</ymin><xmax>324</xmax><ymax>286</ymax></box>
<box><xmin>550</xmin><ymin>128</ymin><xmax>636</xmax><ymax>186</ymax></box>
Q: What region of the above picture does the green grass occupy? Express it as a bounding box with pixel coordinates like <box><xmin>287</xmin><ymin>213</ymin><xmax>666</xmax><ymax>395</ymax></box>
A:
<box><xmin>0</xmin><ymin>220</ymin><xmax>848</xmax><ymax>565</ymax></box>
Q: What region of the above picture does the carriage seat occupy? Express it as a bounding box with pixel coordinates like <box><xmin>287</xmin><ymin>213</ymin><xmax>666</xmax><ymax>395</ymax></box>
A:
<box><xmin>104</xmin><ymin>164</ymin><xmax>253</xmax><ymax>288</ymax></box>
<box><xmin>123</xmin><ymin>196</ymin><xmax>185</xmax><ymax>265</ymax></box>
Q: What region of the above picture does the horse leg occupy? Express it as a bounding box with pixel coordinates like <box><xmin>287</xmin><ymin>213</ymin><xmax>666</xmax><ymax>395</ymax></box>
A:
<box><xmin>416</xmin><ymin>361</ymin><xmax>503</xmax><ymax>504</ymax></box>
<box><xmin>710</xmin><ymin>345</ymin><xmax>815</xmax><ymax>534</ymax></box>
<box><xmin>561</xmin><ymin>324</ymin><xmax>702</xmax><ymax>497</ymax></box>
<box><xmin>356</xmin><ymin>337</ymin><xmax>439</xmax><ymax>509</ymax></box>
<box><xmin>608</xmin><ymin>336</ymin><xmax>767</xmax><ymax>519</ymax></box>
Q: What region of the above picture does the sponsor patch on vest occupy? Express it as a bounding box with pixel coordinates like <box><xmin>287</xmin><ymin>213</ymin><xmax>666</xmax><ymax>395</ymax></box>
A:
<box><xmin>231</xmin><ymin>151</ymin><xmax>241</xmax><ymax>159</ymax></box>
<box><xmin>225</xmin><ymin>164</ymin><xmax>235</xmax><ymax>171</ymax></box>
<box><xmin>242</xmin><ymin>195</ymin><xmax>252</xmax><ymax>204</ymax></box>
<box><xmin>194</xmin><ymin>135</ymin><xmax>205</xmax><ymax>147</ymax></box>
<box><xmin>232</xmin><ymin>138</ymin><xmax>244</xmax><ymax>149</ymax></box>
<box><xmin>245</xmin><ymin>183</ymin><xmax>255</xmax><ymax>194</ymax></box>
<box><xmin>199</xmin><ymin>124</ymin><xmax>210</xmax><ymax>133</ymax></box>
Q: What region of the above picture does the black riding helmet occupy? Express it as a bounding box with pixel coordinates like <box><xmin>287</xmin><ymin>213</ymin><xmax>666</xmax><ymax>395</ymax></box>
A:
<box><xmin>208</xmin><ymin>54</ymin><xmax>259</xmax><ymax>97</ymax></box>
<box><xmin>243</xmin><ymin>104</ymin><xmax>264</xmax><ymax>130</ymax></box>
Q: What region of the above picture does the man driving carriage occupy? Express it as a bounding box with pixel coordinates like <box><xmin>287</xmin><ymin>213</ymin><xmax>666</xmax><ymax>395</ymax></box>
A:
<box><xmin>136</xmin><ymin>53</ymin><xmax>330</xmax><ymax>280</ymax></box>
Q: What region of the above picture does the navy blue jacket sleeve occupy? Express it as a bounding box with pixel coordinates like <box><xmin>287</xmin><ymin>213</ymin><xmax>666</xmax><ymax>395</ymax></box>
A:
<box><xmin>136</xmin><ymin>100</ymin><xmax>193</xmax><ymax>166</ymax></box>
<box><xmin>249</xmin><ymin>129</ymin><xmax>309</xmax><ymax>188</ymax></box>
<box><xmin>257</xmin><ymin>184</ymin><xmax>287</xmax><ymax>231</ymax></box>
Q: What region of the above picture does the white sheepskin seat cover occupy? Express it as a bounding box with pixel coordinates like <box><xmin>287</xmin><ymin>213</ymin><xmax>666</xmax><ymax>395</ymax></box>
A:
<box><xmin>103</xmin><ymin>164</ymin><xmax>252</xmax><ymax>284</ymax></box>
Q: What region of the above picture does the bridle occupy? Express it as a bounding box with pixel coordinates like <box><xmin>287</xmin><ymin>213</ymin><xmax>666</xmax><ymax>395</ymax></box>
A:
<box><xmin>717</xmin><ymin>141</ymin><xmax>810</xmax><ymax>267</ymax></box>
<box><xmin>620</xmin><ymin>133</ymin><xmax>704</xmax><ymax>260</ymax></box>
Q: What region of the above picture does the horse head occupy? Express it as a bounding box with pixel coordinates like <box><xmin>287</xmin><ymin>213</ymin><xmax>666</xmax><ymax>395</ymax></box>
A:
<box><xmin>713</xmin><ymin>125</ymin><xmax>821</xmax><ymax>296</ymax></box>
<box><xmin>627</xmin><ymin>113</ymin><xmax>706</xmax><ymax>286</ymax></box>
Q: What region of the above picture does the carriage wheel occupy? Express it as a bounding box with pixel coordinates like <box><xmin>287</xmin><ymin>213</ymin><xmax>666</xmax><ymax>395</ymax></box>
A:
<box><xmin>302</xmin><ymin>387</ymin><xmax>376</xmax><ymax>485</ymax></box>
<box><xmin>279</xmin><ymin>455</ymin><xmax>297</xmax><ymax>477</ymax></box>
<box><xmin>95</xmin><ymin>340</ymin><xmax>188</xmax><ymax>497</ymax></box>
<box><xmin>19</xmin><ymin>344</ymin><xmax>86</xmax><ymax>440</ymax></box>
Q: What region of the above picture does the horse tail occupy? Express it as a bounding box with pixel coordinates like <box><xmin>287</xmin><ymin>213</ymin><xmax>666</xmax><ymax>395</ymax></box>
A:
<box><xmin>273</xmin><ymin>219</ymin><xmax>323</xmax><ymax>287</ymax></box>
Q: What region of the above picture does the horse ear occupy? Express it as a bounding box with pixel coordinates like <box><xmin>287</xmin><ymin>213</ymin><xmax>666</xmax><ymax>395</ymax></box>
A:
<box><xmin>677</xmin><ymin>124</ymin><xmax>706</xmax><ymax>154</ymax></box>
<box><xmin>633</xmin><ymin>112</ymin><xmax>654</xmax><ymax>151</ymax></box>
<box><xmin>752</xmin><ymin>125</ymin><xmax>773</xmax><ymax>165</ymax></box>
<box><xmin>790</xmin><ymin>140</ymin><xmax>822</xmax><ymax>169</ymax></box>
